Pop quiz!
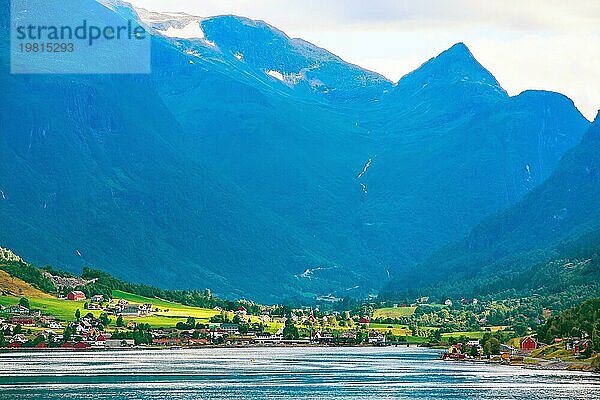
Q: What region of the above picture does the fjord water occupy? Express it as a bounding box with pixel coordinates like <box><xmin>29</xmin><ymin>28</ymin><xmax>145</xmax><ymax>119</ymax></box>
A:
<box><xmin>1</xmin><ymin>347</ymin><xmax>598</xmax><ymax>399</ymax></box>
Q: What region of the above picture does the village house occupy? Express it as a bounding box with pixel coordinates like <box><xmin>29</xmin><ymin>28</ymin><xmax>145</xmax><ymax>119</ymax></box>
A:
<box><xmin>76</xmin><ymin>320</ymin><xmax>93</xmax><ymax>334</ymax></box>
<box><xmin>311</xmin><ymin>331</ymin><xmax>334</xmax><ymax>344</ymax></box>
<box><xmin>67</xmin><ymin>291</ymin><xmax>86</xmax><ymax>301</ymax></box>
<box><xmin>93</xmin><ymin>334</ymin><xmax>107</xmax><ymax>347</ymax></box>
<box><xmin>73</xmin><ymin>341</ymin><xmax>92</xmax><ymax>350</ymax></box>
<box><xmin>117</xmin><ymin>304</ymin><xmax>142</xmax><ymax>316</ymax></box>
<box><xmin>11</xmin><ymin>334</ymin><xmax>29</xmax><ymax>343</ymax></box>
<box><xmin>41</xmin><ymin>329</ymin><xmax>57</xmax><ymax>338</ymax></box>
<box><xmin>7</xmin><ymin>305</ymin><xmax>29</xmax><ymax>314</ymax></box>
<box><xmin>10</xmin><ymin>316</ymin><xmax>35</xmax><ymax>327</ymax></box>
<box><xmin>520</xmin><ymin>336</ymin><xmax>538</xmax><ymax>351</ymax></box>
<box><xmin>254</xmin><ymin>333</ymin><xmax>283</xmax><ymax>344</ymax></box>
<box><xmin>444</xmin><ymin>299</ymin><xmax>453</xmax><ymax>306</ymax></box>
<box><xmin>139</xmin><ymin>303</ymin><xmax>153</xmax><ymax>316</ymax></box>
<box><xmin>87</xmin><ymin>303</ymin><xmax>102</xmax><ymax>310</ymax></box>
<box><xmin>260</xmin><ymin>314</ymin><xmax>271</xmax><ymax>323</ymax></box>
<box><xmin>443</xmin><ymin>343</ymin><xmax>466</xmax><ymax>359</ymax></box>
<box><xmin>339</xmin><ymin>331</ymin><xmax>358</xmax><ymax>341</ymax></box>
<box><xmin>115</xmin><ymin>303</ymin><xmax>153</xmax><ymax>317</ymax></box>
<box><xmin>499</xmin><ymin>344</ymin><xmax>519</xmax><ymax>355</ymax></box>
<box><xmin>368</xmin><ymin>332</ymin><xmax>386</xmax><ymax>345</ymax></box>
<box><xmin>358</xmin><ymin>317</ymin><xmax>370</xmax><ymax>326</ymax></box>
<box><xmin>49</xmin><ymin>321</ymin><xmax>64</xmax><ymax>329</ymax></box>
<box><xmin>152</xmin><ymin>337</ymin><xmax>182</xmax><ymax>347</ymax></box>
<box><xmin>567</xmin><ymin>339</ymin><xmax>591</xmax><ymax>355</ymax></box>
<box><xmin>220</xmin><ymin>323</ymin><xmax>240</xmax><ymax>334</ymax></box>
<box><xmin>90</xmin><ymin>294</ymin><xmax>104</xmax><ymax>303</ymax></box>
<box><xmin>106</xmin><ymin>339</ymin><xmax>135</xmax><ymax>348</ymax></box>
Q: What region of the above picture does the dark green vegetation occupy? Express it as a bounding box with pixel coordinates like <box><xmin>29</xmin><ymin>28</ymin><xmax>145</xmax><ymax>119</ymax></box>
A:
<box><xmin>537</xmin><ymin>298</ymin><xmax>599</xmax><ymax>352</ymax></box>
<box><xmin>0</xmin><ymin>1</ymin><xmax>590</xmax><ymax>301</ymax></box>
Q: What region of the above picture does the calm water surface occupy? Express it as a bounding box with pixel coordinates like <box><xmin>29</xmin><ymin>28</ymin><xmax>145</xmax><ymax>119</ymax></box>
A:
<box><xmin>0</xmin><ymin>347</ymin><xmax>598</xmax><ymax>399</ymax></box>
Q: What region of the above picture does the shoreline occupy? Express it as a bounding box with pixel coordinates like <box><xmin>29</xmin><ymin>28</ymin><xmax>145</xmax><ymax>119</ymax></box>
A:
<box><xmin>0</xmin><ymin>342</ymin><xmax>427</xmax><ymax>352</ymax></box>
<box><xmin>442</xmin><ymin>355</ymin><xmax>598</xmax><ymax>374</ymax></box>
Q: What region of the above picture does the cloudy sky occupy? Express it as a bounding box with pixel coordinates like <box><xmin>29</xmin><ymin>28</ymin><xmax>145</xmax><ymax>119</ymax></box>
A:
<box><xmin>130</xmin><ymin>0</ymin><xmax>599</xmax><ymax>120</ymax></box>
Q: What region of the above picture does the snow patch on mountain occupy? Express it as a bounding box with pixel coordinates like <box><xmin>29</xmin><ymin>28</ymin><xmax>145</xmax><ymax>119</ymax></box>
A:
<box><xmin>266</xmin><ymin>70</ymin><xmax>285</xmax><ymax>81</ymax></box>
<box><xmin>185</xmin><ymin>49</ymin><xmax>201</xmax><ymax>58</ymax></box>
<box><xmin>265</xmin><ymin>70</ymin><xmax>303</xmax><ymax>86</ymax></box>
<box><xmin>162</xmin><ymin>21</ymin><xmax>204</xmax><ymax>39</ymax></box>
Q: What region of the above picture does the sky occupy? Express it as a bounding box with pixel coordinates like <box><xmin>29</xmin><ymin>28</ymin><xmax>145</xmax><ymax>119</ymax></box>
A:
<box><xmin>129</xmin><ymin>0</ymin><xmax>599</xmax><ymax>120</ymax></box>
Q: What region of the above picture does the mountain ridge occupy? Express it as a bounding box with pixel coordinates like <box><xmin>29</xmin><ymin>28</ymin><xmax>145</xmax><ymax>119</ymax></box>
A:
<box><xmin>0</xmin><ymin>0</ymin><xmax>592</xmax><ymax>301</ymax></box>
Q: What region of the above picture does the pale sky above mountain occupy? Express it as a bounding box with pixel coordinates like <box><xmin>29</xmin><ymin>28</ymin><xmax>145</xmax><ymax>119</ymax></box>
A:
<box><xmin>129</xmin><ymin>0</ymin><xmax>600</xmax><ymax>120</ymax></box>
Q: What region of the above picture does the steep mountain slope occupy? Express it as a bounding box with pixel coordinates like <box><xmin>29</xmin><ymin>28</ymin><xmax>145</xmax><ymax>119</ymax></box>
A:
<box><xmin>0</xmin><ymin>0</ymin><xmax>591</xmax><ymax>301</ymax></box>
<box><xmin>383</xmin><ymin>111</ymin><xmax>600</xmax><ymax>296</ymax></box>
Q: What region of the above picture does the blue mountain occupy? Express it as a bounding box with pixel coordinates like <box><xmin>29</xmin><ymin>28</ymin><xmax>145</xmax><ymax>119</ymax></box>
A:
<box><xmin>0</xmin><ymin>0</ymin><xmax>591</xmax><ymax>301</ymax></box>
<box><xmin>383</xmin><ymin>111</ymin><xmax>600</xmax><ymax>297</ymax></box>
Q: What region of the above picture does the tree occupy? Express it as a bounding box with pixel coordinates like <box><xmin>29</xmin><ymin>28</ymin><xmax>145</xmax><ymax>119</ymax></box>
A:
<box><xmin>62</xmin><ymin>326</ymin><xmax>73</xmax><ymax>342</ymax></box>
<box><xmin>483</xmin><ymin>341</ymin><xmax>492</xmax><ymax>356</ymax></box>
<box><xmin>186</xmin><ymin>317</ymin><xmax>196</xmax><ymax>327</ymax></box>
<box><xmin>19</xmin><ymin>297</ymin><xmax>30</xmax><ymax>309</ymax></box>
<box><xmin>74</xmin><ymin>309</ymin><xmax>81</xmax><ymax>320</ymax></box>
<box><xmin>282</xmin><ymin>318</ymin><xmax>299</xmax><ymax>340</ymax></box>
<box><xmin>469</xmin><ymin>345</ymin><xmax>480</xmax><ymax>357</ymax></box>
<box><xmin>513</xmin><ymin>323</ymin><xmax>528</xmax><ymax>337</ymax></box>
<box><xmin>99</xmin><ymin>312</ymin><xmax>111</xmax><ymax>326</ymax></box>
<box><xmin>116</xmin><ymin>315</ymin><xmax>124</xmax><ymax>327</ymax></box>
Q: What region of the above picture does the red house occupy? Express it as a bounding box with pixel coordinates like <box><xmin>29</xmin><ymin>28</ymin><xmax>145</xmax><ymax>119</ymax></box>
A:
<box><xmin>10</xmin><ymin>316</ymin><xmax>35</xmax><ymax>326</ymax></box>
<box><xmin>73</xmin><ymin>341</ymin><xmax>91</xmax><ymax>350</ymax></box>
<box><xmin>7</xmin><ymin>342</ymin><xmax>22</xmax><ymax>348</ymax></box>
<box><xmin>359</xmin><ymin>317</ymin><xmax>370</xmax><ymax>325</ymax></box>
<box><xmin>67</xmin><ymin>291</ymin><xmax>86</xmax><ymax>301</ymax></box>
<box><xmin>61</xmin><ymin>342</ymin><xmax>73</xmax><ymax>348</ymax></box>
<box><xmin>520</xmin><ymin>337</ymin><xmax>537</xmax><ymax>351</ymax></box>
<box><xmin>35</xmin><ymin>342</ymin><xmax>48</xmax><ymax>348</ymax></box>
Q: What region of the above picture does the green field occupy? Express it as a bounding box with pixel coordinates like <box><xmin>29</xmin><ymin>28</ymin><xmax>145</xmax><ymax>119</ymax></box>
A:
<box><xmin>112</xmin><ymin>290</ymin><xmax>219</xmax><ymax>319</ymax></box>
<box><xmin>0</xmin><ymin>295</ymin><xmax>102</xmax><ymax>321</ymax></box>
<box><xmin>0</xmin><ymin>290</ymin><xmax>284</xmax><ymax>330</ymax></box>
<box><xmin>372</xmin><ymin>307</ymin><xmax>416</xmax><ymax>319</ymax></box>
<box><xmin>0</xmin><ymin>290</ymin><xmax>221</xmax><ymax>328</ymax></box>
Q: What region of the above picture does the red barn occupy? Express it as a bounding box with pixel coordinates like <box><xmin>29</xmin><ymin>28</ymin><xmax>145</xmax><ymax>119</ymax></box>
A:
<box><xmin>520</xmin><ymin>337</ymin><xmax>537</xmax><ymax>351</ymax></box>
<box><xmin>73</xmin><ymin>342</ymin><xmax>91</xmax><ymax>350</ymax></box>
<box><xmin>67</xmin><ymin>291</ymin><xmax>86</xmax><ymax>301</ymax></box>
<box><xmin>10</xmin><ymin>316</ymin><xmax>35</xmax><ymax>326</ymax></box>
